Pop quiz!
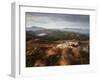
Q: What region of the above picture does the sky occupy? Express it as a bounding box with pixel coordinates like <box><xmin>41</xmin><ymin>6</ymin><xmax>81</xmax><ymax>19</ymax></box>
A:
<box><xmin>26</xmin><ymin>12</ymin><xmax>89</xmax><ymax>29</ymax></box>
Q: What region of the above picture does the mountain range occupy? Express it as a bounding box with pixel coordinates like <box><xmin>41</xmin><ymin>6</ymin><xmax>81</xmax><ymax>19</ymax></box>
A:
<box><xmin>26</xmin><ymin>26</ymin><xmax>89</xmax><ymax>41</ymax></box>
<box><xmin>26</xmin><ymin>26</ymin><xmax>89</xmax><ymax>34</ymax></box>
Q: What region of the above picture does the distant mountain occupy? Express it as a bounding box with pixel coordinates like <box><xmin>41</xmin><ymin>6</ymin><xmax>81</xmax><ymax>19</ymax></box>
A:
<box><xmin>26</xmin><ymin>26</ymin><xmax>89</xmax><ymax>34</ymax></box>
<box><xmin>26</xmin><ymin>26</ymin><xmax>58</xmax><ymax>35</ymax></box>
<box><xmin>59</xmin><ymin>28</ymin><xmax>89</xmax><ymax>34</ymax></box>
<box><xmin>26</xmin><ymin>26</ymin><xmax>45</xmax><ymax>31</ymax></box>
<box><xmin>26</xmin><ymin>26</ymin><xmax>89</xmax><ymax>41</ymax></box>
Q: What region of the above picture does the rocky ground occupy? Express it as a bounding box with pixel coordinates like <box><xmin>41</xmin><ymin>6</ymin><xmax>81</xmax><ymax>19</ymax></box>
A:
<box><xmin>26</xmin><ymin>40</ymin><xmax>89</xmax><ymax>67</ymax></box>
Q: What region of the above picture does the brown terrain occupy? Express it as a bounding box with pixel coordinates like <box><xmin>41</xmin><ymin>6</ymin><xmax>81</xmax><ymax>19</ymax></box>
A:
<box><xmin>26</xmin><ymin>39</ymin><xmax>89</xmax><ymax>67</ymax></box>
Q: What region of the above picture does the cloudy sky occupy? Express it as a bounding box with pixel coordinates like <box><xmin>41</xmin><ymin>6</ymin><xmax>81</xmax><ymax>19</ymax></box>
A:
<box><xmin>26</xmin><ymin>12</ymin><xmax>89</xmax><ymax>29</ymax></box>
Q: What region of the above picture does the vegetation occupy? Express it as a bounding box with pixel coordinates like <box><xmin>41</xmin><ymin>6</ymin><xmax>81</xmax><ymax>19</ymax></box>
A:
<box><xmin>26</xmin><ymin>29</ymin><xmax>89</xmax><ymax>67</ymax></box>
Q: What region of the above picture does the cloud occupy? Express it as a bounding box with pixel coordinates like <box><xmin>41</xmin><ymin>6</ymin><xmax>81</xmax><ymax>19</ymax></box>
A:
<box><xmin>26</xmin><ymin>12</ymin><xmax>89</xmax><ymax>29</ymax></box>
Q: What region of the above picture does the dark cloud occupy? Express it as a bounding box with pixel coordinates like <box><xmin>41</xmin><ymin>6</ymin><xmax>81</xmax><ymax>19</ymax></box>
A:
<box><xmin>26</xmin><ymin>12</ymin><xmax>89</xmax><ymax>29</ymax></box>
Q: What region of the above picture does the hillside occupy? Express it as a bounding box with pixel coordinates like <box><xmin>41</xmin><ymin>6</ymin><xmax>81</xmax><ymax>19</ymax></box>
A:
<box><xmin>26</xmin><ymin>26</ymin><xmax>89</xmax><ymax>42</ymax></box>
